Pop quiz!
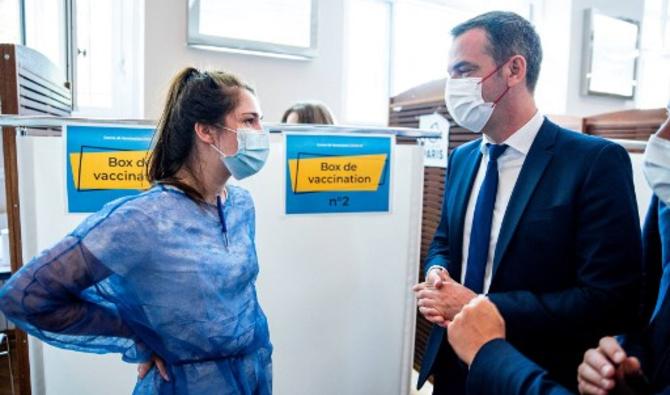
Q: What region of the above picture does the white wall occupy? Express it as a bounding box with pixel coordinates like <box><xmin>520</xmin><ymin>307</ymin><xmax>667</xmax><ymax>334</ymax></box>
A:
<box><xmin>16</xmin><ymin>131</ymin><xmax>423</xmax><ymax>395</ymax></box>
<box><xmin>564</xmin><ymin>0</ymin><xmax>644</xmax><ymax>116</ymax></box>
<box><xmin>143</xmin><ymin>0</ymin><xmax>346</xmax><ymax>123</ymax></box>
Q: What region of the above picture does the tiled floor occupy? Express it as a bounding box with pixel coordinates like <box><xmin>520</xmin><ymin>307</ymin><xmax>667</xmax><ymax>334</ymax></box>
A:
<box><xmin>410</xmin><ymin>369</ymin><xmax>433</xmax><ymax>395</ymax></box>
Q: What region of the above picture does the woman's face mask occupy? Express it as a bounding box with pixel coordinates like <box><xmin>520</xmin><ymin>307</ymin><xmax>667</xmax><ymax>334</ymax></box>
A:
<box><xmin>211</xmin><ymin>127</ymin><xmax>270</xmax><ymax>180</ymax></box>
<box><xmin>643</xmin><ymin>134</ymin><xmax>670</xmax><ymax>204</ymax></box>
<box><xmin>444</xmin><ymin>62</ymin><xmax>510</xmax><ymax>133</ymax></box>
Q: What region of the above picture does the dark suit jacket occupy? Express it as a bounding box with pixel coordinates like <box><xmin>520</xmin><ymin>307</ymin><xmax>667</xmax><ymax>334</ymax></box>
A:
<box><xmin>418</xmin><ymin>119</ymin><xmax>643</xmax><ymax>393</ymax></box>
<box><xmin>467</xmin><ymin>339</ymin><xmax>670</xmax><ymax>395</ymax></box>
<box><xmin>465</xmin><ymin>196</ymin><xmax>670</xmax><ymax>395</ymax></box>
<box><xmin>623</xmin><ymin>195</ymin><xmax>670</xmax><ymax>393</ymax></box>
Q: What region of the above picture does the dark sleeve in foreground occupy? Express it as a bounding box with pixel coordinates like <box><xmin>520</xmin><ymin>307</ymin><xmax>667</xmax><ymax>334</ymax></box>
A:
<box><xmin>467</xmin><ymin>339</ymin><xmax>575</xmax><ymax>395</ymax></box>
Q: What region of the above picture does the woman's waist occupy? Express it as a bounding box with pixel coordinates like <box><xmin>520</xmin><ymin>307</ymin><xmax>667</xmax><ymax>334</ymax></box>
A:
<box><xmin>168</xmin><ymin>335</ymin><xmax>272</xmax><ymax>366</ymax></box>
<box><xmin>157</xmin><ymin>312</ymin><xmax>270</xmax><ymax>365</ymax></box>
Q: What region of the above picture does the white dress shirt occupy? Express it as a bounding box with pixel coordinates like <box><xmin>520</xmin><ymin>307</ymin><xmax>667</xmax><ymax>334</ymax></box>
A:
<box><xmin>643</xmin><ymin>134</ymin><xmax>670</xmax><ymax>205</ymax></box>
<box><xmin>459</xmin><ymin>111</ymin><xmax>544</xmax><ymax>293</ymax></box>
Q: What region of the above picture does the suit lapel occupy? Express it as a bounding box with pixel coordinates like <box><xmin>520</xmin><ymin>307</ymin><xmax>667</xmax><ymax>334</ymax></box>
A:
<box><xmin>448</xmin><ymin>143</ymin><xmax>482</xmax><ymax>281</ymax></box>
<box><xmin>491</xmin><ymin>120</ymin><xmax>557</xmax><ymax>281</ymax></box>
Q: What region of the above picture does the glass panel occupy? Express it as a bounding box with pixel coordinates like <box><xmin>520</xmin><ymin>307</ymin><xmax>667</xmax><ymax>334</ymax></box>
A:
<box><xmin>189</xmin><ymin>0</ymin><xmax>316</xmax><ymax>58</ymax></box>
<box><xmin>24</xmin><ymin>0</ymin><xmax>67</xmax><ymax>76</ymax></box>
<box><xmin>199</xmin><ymin>0</ymin><xmax>312</xmax><ymax>48</ymax></box>
<box><xmin>391</xmin><ymin>0</ymin><xmax>467</xmax><ymax>96</ymax></box>
<box><xmin>344</xmin><ymin>0</ymin><xmax>390</xmax><ymax>124</ymax></box>
<box><xmin>76</xmin><ymin>0</ymin><xmax>114</xmax><ymax>108</ymax></box>
<box><xmin>0</xmin><ymin>0</ymin><xmax>21</xmax><ymax>44</ymax></box>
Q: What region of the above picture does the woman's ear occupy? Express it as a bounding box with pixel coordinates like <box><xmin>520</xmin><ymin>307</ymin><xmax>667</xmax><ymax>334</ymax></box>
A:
<box><xmin>194</xmin><ymin>122</ymin><xmax>216</xmax><ymax>145</ymax></box>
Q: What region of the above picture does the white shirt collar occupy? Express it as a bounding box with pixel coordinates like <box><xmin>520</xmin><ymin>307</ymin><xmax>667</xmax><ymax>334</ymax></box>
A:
<box><xmin>480</xmin><ymin>111</ymin><xmax>544</xmax><ymax>156</ymax></box>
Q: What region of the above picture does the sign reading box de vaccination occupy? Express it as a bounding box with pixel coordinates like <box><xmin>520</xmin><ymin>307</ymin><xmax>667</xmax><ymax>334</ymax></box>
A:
<box><xmin>65</xmin><ymin>124</ymin><xmax>155</xmax><ymax>213</ymax></box>
<box><xmin>285</xmin><ymin>133</ymin><xmax>392</xmax><ymax>214</ymax></box>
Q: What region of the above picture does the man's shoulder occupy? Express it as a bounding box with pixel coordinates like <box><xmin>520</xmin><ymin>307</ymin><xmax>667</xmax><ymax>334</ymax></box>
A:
<box><xmin>547</xmin><ymin>120</ymin><xmax>619</xmax><ymax>150</ymax></box>
<box><xmin>450</xmin><ymin>138</ymin><xmax>482</xmax><ymax>161</ymax></box>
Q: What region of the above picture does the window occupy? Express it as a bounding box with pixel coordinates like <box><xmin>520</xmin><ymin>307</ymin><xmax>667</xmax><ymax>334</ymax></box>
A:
<box><xmin>0</xmin><ymin>0</ymin><xmax>22</xmax><ymax>44</ymax></box>
<box><xmin>24</xmin><ymin>0</ymin><xmax>67</xmax><ymax>78</ymax></box>
<box><xmin>343</xmin><ymin>0</ymin><xmax>391</xmax><ymax>124</ymax></box>
<box><xmin>391</xmin><ymin>0</ymin><xmax>534</xmax><ymax>97</ymax></box>
<box><xmin>391</xmin><ymin>0</ymin><xmax>467</xmax><ymax>96</ymax></box>
<box><xmin>187</xmin><ymin>0</ymin><xmax>318</xmax><ymax>59</ymax></box>
<box><xmin>74</xmin><ymin>0</ymin><xmax>143</xmax><ymax>117</ymax></box>
<box><xmin>636</xmin><ymin>0</ymin><xmax>670</xmax><ymax>108</ymax></box>
<box><xmin>343</xmin><ymin>0</ymin><xmax>536</xmax><ymax>125</ymax></box>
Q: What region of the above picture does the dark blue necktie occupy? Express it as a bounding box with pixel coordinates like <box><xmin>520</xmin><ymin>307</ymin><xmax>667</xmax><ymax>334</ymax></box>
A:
<box><xmin>464</xmin><ymin>143</ymin><xmax>508</xmax><ymax>294</ymax></box>
<box><xmin>652</xmin><ymin>201</ymin><xmax>670</xmax><ymax>321</ymax></box>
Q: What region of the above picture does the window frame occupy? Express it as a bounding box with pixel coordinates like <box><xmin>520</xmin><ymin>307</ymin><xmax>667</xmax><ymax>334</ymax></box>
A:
<box><xmin>186</xmin><ymin>0</ymin><xmax>319</xmax><ymax>60</ymax></box>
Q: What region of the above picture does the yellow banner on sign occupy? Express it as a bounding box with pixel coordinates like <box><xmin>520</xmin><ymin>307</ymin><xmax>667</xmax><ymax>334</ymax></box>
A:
<box><xmin>288</xmin><ymin>154</ymin><xmax>387</xmax><ymax>192</ymax></box>
<box><xmin>69</xmin><ymin>150</ymin><xmax>150</xmax><ymax>190</ymax></box>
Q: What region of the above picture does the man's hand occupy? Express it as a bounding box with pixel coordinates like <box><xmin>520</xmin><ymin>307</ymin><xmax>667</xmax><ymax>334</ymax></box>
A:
<box><xmin>413</xmin><ymin>268</ymin><xmax>450</xmax><ymax>326</ymax></box>
<box><xmin>138</xmin><ymin>354</ymin><xmax>170</xmax><ymax>381</ymax></box>
<box><xmin>425</xmin><ymin>267</ymin><xmax>449</xmax><ymax>289</ymax></box>
<box><xmin>577</xmin><ymin>337</ymin><xmax>643</xmax><ymax>395</ymax></box>
<box><xmin>446</xmin><ymin>296</ymin><xmax>505</xmax><ymax>366</ymax></box>
<box><xmin>413</xmin><ymin>269</ymin><xmax>477</xmax><ymax>326</ymax></box>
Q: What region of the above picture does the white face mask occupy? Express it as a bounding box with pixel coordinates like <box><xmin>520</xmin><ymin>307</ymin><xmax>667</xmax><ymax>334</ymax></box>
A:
<box><xmin>444</xmin><ymin>62</ymin><xmax>510</xmax><ymax>133</ymax></box>
<box><xmin>444</xmin><ymin>77</ymin><xmax>495</xmax><ymax>133</ymax></box>
<box><xmin>642</xmin><ymin>134</ymin><xmax>670</xmax><ymax>205</ymax></box>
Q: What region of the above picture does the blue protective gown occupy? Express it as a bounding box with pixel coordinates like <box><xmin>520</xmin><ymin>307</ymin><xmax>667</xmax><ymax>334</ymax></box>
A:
<box><xmin>0</xmin><ymin>184</ymin><xmax>272</xmax><ymax>394</ymax></box>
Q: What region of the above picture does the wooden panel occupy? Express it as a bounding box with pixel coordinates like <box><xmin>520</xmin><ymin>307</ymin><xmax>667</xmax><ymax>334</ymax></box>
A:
<box><xmin>546</xmin><ymin>114</ymin><xmax>583</xmax><ymax>132</ymax></box>
<box><xmin>0</xmin><ymin>44</ymin><xmax>31</xmax><ymax>395</ymax></box>
<box><xmin>0</xmin><ymin>44</ymin><xmax>72</xmax><ymax>395</ymax></box>
<box><xmin>583</xmin><ymin>108</ymin><xmax>666</xmax><ymax>142</ymax></box>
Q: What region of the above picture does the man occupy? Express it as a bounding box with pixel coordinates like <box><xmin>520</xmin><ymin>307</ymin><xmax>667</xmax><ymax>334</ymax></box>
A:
<box><xmin>442</xmin><ymin>115</ymin><xmax>670</xmax><ymax>395</ymax></box>
<box><xmin>414</xmin><ymin>11</ymin><xmax>642</xmax><ymax>394</ymax></box>
<box><xmin>576</xmin><ymin>116</ymin><xmax>670</xmax><ymax>395</ymax></box>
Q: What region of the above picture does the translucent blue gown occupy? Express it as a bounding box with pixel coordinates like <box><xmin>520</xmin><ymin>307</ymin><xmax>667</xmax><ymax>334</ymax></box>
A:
<box><xmin>0</xmin><ymin>184</ymin><xmax>272</xmax><ymax>394</ymax></box>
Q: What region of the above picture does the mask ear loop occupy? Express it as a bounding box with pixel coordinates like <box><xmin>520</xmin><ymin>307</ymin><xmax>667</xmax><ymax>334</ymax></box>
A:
<box><xmin>210</xmin><ymin>125</ymin><xmax>239</xmax><ymax>157</ymax></box>
<box><xmin>210</xmin><ymin>143</ymin><xmax>230</xmax><ymax>158</ymax></box>
<box><xmin>476</xmin><ymin>62</ymin><xmax>511</xmax><ymax>106</ymax></box>
<box><xmin>493</xmin><ymin>85</ymin><xmax>510</xmax><ymax>105</ymax></box>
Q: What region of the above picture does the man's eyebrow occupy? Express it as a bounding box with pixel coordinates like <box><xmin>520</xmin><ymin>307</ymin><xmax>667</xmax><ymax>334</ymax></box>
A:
<box><xmin>449</xmin><ymin>61</ymin><xmax>477</xmax><ymax>72</ymax></box>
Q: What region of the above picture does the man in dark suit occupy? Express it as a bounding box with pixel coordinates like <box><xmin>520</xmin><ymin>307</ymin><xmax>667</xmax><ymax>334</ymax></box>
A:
<box><xmin>574</xmin><ymin>116</ymin><xmax>670</xmax><ymax>395</ymax></box>
<box><xmin>444</xmin><ymin>218</ymin><xmax>669</xmax><ymax>395</ymax></box>
<box><xmin>413</xmin><ymin>11</ymin><xmax>642</xmax><ymax>394</ymax></box>
<box><xmin>439</xmin><ymin>116</ymin><xmax>670</xmax><ymax>395</ymax></box>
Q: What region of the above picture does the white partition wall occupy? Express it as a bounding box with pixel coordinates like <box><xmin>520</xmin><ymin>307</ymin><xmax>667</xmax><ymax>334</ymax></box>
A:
<box><xmin>15</xmin><ymin>131</ymin><xmax>424</xmax><ymax>395</ymax></box>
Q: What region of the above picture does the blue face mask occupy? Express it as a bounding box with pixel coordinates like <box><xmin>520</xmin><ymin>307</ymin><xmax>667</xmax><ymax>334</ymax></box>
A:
<box><xmin>211</xmin><ymin>127</ymin><xmax>270</xmax><ymax>180</ymax></box>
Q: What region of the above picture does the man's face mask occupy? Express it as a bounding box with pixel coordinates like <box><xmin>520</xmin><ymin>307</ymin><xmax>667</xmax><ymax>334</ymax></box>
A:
<box><xmin>444</xmin><ymin>62</ymin><xmax>510</xmax><ymax>133</ymax></box>
<box><xmin>211</xmin><ymin>127</ymin><xmax>270</xmax><ymax>180</ymax></box>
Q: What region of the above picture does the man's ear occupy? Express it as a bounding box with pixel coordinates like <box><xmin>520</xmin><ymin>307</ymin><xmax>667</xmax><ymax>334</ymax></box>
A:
<box><xmin>194</xmin><ymin>122</ymin><xmax>216</xmax><ymax>145</ymax></box>
<box><xmin>506</xmin><ymin>55</ymin><xmax>527</xmax><ymax>88</ymax></box>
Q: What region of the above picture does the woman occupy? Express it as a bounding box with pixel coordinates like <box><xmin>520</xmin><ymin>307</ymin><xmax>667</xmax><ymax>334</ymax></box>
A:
<box><xmin>0</xmin><ymin>67</ymin><xmax>272</xmax><ymax>394</ymax></box>
<box><xmin>281</xmin><ymin>101</ymin><xmax>335</xmax><ymax>124</ymax></box>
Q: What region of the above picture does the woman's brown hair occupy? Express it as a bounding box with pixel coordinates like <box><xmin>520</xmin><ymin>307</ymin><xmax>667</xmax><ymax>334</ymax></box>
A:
<box><xmin>147</xmin><ymin>67</ymin><xmax>253</xmax><ymax>202</ymax></box>
<box><xmin>281</xmin><ymin>101</ymin><xmax>335</xmax><ymax>125</ymax></box>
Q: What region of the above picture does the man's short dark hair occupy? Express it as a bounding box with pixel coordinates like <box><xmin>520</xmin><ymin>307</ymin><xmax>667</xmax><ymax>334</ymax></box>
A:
<box><xmin>451</xmin><ymin>11</ymin><xmax>543</xmax><ymax>93</ymax></box>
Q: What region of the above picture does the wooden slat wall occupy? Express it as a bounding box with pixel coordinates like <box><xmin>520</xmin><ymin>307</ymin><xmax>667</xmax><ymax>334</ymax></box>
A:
<box><xmin>0</xmin><ymin>44</ymin><xmax>72</xmax><ymax>395</ymax></box>
<box><xmin>583</xmin><ymin>108</ymin><xmax>665</xmax><ymax>152</ymax></box>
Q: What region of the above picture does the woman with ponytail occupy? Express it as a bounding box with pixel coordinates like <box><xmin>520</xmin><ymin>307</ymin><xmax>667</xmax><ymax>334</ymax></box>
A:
<box><xmin>0</xmin><ymin>67</ymin><xmax>273</xmax><ymax>394</ymax></box>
